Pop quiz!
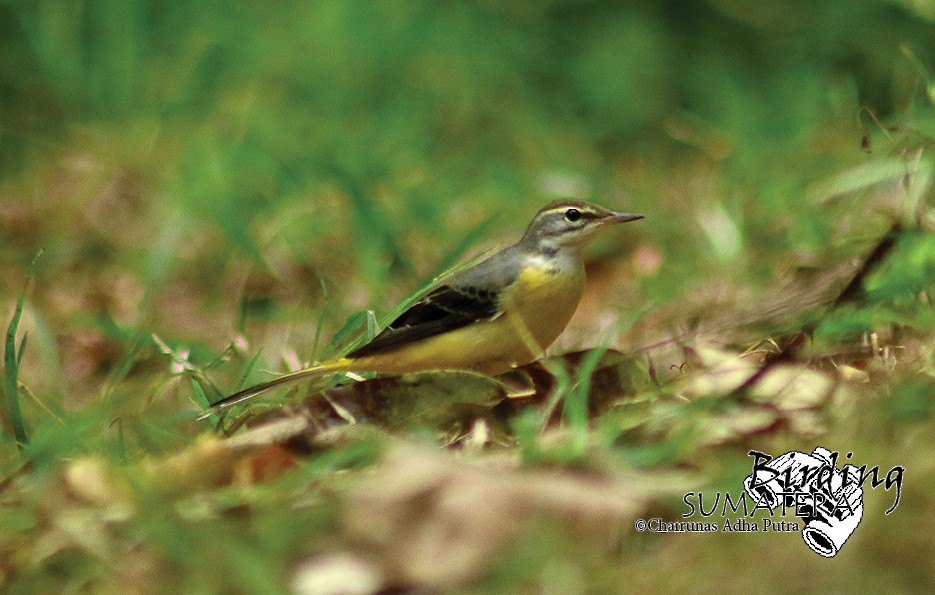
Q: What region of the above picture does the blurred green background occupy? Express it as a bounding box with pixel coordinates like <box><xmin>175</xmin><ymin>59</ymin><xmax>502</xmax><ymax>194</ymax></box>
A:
<box><xmin>3</xmin><ymin>0</ymin><xmax>932</xmax><ymax>389</ymax></box>
<box><xmin>1</xmin><ymin>0</ymin><xmax>934</xmax><ymax>592</ymax></box>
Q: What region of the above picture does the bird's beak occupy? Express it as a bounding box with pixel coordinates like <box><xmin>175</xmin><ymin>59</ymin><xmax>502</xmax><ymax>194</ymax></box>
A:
<box><xmin>609</xmin><ymin>211</ymin><xmax>644</xmax><ymax>223</ymax></box>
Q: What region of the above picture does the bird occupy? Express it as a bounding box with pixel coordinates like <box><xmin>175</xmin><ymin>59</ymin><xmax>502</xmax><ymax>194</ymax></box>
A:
<box><xmin>197</xmin><ymin>199</ymin><xmax>643</xmax><ymax>420</ymax></box>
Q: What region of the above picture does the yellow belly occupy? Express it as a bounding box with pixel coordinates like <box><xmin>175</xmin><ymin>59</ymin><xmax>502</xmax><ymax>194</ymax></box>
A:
<box><xmin>351</xmin><ymin>263</ymin><xmax>585</xmax><ymax>375</ymax></box>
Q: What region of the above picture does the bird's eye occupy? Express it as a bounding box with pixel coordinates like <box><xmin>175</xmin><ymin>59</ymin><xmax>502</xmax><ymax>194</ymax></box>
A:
<box><xmin>564</xmin><ymin>208</ymin><xmax>581</xmax><ymax>222</ymax></box>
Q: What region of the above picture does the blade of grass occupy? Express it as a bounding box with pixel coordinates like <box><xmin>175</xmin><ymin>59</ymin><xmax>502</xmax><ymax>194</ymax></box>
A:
<box><xmin>151</xmin><ymin>333</ymin><xmax>226</xmax><ymax>404</ymax></box>
<box><xmin>235</xmin><ymin>349</ymin><xmax>265</xmax><ymax>392</ymax></box>
<box><xmin>311</xmin><ymin>274</ymin><xmax>330</xmax><ymax>361</ymax></box>
<box><xmin>190</xmin><ymin>378</ymin><xmax>212</xmax><ymax>411</ymax></box>
<box><xmin>194</xmin><ymin>348</ymin><xmax>265</xmax><ymax>425</ymax></box>
<box><xmin>18</xmin><ymin>382</ymin><xmax>64</xmax><ymax>425</ymax></box>
<box><xmin>539</xmin><ymin>360</ymin><xmax>573</xmax><ymax>436</ymax></box>
<box><xmin>203</xmin><ymin>339</ymin><xmax>251</xmax><ymax>372</ymax></box>
<box><xmin>366</xmin><ymin>310</ymin><xmax>379</xmax><ymax>339</ymax></box>
<box><xmin>4</xmin><ymin>249</ymin><xmax>43</xmax><ymax>448</ymax></box>
<box><xmin>16</xmin><ymin>333</ymin><xmax>27</xmax><ymax>367</ymax></box>
<box><xmin>115</xmin><ymin>417</ymin><xmax>127</xmax><ymax>463</ymax></box>
<box><xmin>101</xmin><ymin>333</ymin><xmax>149</xmax><ymax>402</ymax></box>
<box><xmin>809</xmin><ymin>158</ymin><xmax>913</xmax><ymax>204</ymax></box>
<box><xmin>562</xmin><ymin>348</ymin><xmax>608</xmax><ymax>455</ymax></box>
<box><xmin>327</xmin><ymin>310</ymin><xmax>370</xmax><ymax>355</ymax></box>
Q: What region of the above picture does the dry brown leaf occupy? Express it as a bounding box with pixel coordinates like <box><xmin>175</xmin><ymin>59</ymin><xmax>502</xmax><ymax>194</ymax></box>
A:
<box><xmin>698</xmin><ymin>408</ymin><xmax>783</xmax><ymax>446</ymax></box>
<box><xmin>291</xmin><ymin>553</ymin><xmax>382</xmax><ymax>595</ymax></box>
<box><xmin>748</xmin><ymin>364</ymin><xmax>836</xmax><ymax>409</ymax></box>
<box><xmin>341</xmin><ymin>444</ymin><xmax>667</xmax><ymax>590</ymax></box>
<box><xmin>677</xmin><ymin>344</ymin><xmax>757</xmax><ymax>398</ymax></box>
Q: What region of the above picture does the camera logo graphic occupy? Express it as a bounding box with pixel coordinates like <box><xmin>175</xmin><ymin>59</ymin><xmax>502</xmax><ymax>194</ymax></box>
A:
<box><xmin>744</xmin><ymin>446</ymin><xmax>863</xmax><ymax>557</ymax></box>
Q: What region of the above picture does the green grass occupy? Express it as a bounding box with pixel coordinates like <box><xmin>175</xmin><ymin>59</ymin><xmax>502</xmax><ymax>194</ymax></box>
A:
<box><xmin>2</xmin><ymin>249</ymin><xmax>42</xmax><ymax>449</ymax></box>
<box><xmin>1</xmin><ymin>1</ymin><xmax>935</xmax><ymax>592</ymax></box>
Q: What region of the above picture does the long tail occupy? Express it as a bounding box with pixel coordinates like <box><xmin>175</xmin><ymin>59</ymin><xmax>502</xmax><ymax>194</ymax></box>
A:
<box><xmin>196</xmin><ymin>357</ymin><xmax>353</xmax><ymax>420</ymax></box>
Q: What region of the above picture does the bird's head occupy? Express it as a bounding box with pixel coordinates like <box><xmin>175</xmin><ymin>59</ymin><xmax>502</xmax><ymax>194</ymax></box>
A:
<box><xmin>521</xmin><ymin>199</ymin><xmax>643</xmax><ymax>249</ymax></box>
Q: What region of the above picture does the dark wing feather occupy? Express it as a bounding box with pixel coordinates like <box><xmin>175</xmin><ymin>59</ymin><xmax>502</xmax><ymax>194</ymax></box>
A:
<box><xmin>347</xmin><ymin>284</ymin><xmax>500</xmax><ymax>358</ymax></box>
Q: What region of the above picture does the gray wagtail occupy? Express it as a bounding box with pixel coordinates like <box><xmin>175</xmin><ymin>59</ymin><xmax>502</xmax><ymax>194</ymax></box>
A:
<box><xmin>198</xmin><ymin>199</ymin><xmax>643</xmax><ymax>419</ymax></box>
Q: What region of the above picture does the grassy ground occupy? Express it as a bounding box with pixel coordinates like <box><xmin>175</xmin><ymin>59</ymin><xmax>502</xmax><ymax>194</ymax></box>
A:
<box><xmin>2</xmin><ymin>2</ymin><xmax>935</xmax><ymax>593</ymax></box>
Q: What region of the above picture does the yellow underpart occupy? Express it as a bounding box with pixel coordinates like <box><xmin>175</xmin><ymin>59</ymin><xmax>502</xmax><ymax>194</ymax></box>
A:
<box><xmin>348</xmin><ymin>257</ymin><xmax>585</xmax><ymax>375</ymax></box>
